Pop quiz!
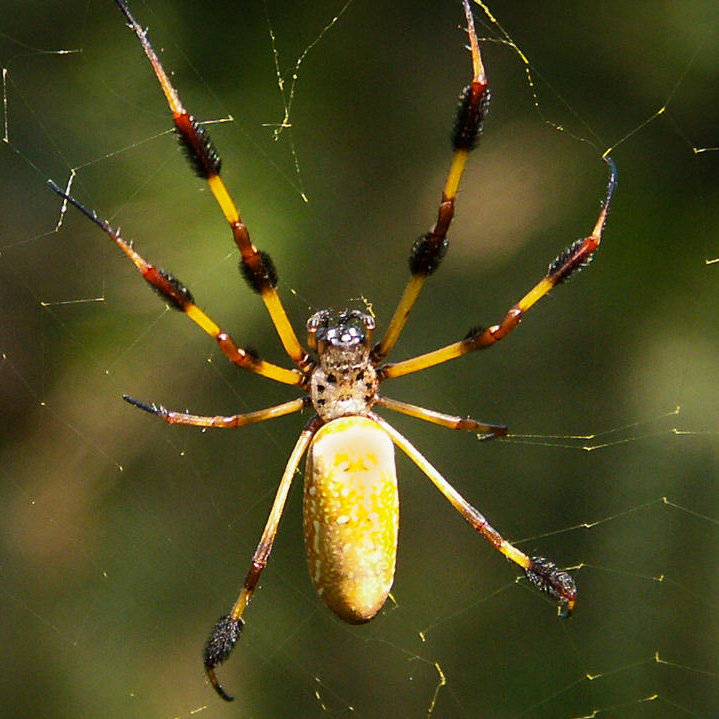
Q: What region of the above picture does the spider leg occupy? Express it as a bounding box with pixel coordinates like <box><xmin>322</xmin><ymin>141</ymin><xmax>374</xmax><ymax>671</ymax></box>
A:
<box><xmin>372</xmin><ymin>413</ymin><xmax>577</xmax><ymax>617</ymax></box>
<box><xmin>203</xmin><ymin>417</ymin><xmax>320</xmax><ymax>701</ymax></box>
<box><xmin>372</xmin><ymin>0</ymin><xmax>488</xmax><ymax>362</ymax></box>
<box><xmin>48</xmin><ymin>181</ymin><xmax>302</xmax><ymax>387</ymax></box>
<box><xmin>113</xmin><ymin>0</ymin><xmax>310</xmax><ymax>372</ymax></box>
<box><xmin>379</xmin><ymin>155</ymin><xmax>617</xmax><ymax>380</ymax></box>
<box><xmin>123</xmin><ymin>395</ymin><xmax>309</xmax><ymax>428</ymax></box>
<box><xmin>375</xmin><ymin>395</ymin><xmax>507</xmax><ymax>439</ymax></box>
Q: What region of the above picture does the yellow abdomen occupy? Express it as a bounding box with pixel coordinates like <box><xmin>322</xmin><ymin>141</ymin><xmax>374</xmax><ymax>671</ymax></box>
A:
<box><xmin>304</xmin><ymin>416</ymin><xmax>398</xmax><ymax>624</ymax></box>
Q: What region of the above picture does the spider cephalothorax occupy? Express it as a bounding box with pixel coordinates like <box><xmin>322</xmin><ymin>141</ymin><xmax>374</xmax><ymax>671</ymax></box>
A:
<box><xmin>308</xmin><ymin>309</ymin><xmax>379</xmax><ymax>421</ymax></box>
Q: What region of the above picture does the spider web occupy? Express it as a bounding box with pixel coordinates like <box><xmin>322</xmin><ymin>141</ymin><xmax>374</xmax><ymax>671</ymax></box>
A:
<box><xmin>1</xmin><ymin>1</ymin><xmax>718</xmax><ymax>717</ymax></box>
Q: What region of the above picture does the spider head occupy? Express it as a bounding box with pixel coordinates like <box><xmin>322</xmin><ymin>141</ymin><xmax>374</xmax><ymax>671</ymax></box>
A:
<box><xmin>307</xmin><ymin>309</ymin><xmax>375</xmax><ymax>368</ymax></box>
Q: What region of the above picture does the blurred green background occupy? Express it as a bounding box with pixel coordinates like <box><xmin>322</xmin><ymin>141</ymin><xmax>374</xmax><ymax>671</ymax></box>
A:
<box><xmin>1</xmin><ymin>1</ymin><xmax>718</xmax><ymax>717</ymax></box>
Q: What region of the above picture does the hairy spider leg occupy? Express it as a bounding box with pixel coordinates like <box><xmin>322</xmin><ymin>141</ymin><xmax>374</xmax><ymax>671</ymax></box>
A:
<box><xmin>372</xmin><ymin>414</ymin><xmax>576</xmax><ymax>615</ymax></box>
<box><xmin>379</xmin><ymin>155</ymin><xmax>617</xmax><ymax>380</ymax></box>
<box><xmin>372</xmin><ymin>0</ymin><xmax>489</xmax><ymax>361</ymax></box>
<box><xmin>114</xmin><ymin>0</ymin><xmax>311</xmax><ymax>371</ymax></box>
<box><xmin>47</xmin><ymin>181</ymin><xmax>302</xmax><ymax>387</ymax></box>
<box><xmin>203</xmin><ymin>418</ymin><xmax>320</xmax><ymax>701</ymax></box>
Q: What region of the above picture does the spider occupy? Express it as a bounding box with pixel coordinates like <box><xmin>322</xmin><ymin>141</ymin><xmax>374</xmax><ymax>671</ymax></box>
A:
<box><xmin>50</xmin><ymin>0</ymin><xmax>616</xmax><ymax>702</ymax></box>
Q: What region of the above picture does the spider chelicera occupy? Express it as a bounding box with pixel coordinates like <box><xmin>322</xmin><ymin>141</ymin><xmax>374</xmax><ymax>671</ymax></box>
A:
<box><xmin>50</xmin><ymin>0</ymin><xmax>616</xmax><ymax>702</ymax></box>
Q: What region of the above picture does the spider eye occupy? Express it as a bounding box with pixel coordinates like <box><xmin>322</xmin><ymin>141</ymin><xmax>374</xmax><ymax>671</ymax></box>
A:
<box><xmin>307</xmin><ymin>309</ymin><xmax>374</xmax><ymax>355</ymax></box>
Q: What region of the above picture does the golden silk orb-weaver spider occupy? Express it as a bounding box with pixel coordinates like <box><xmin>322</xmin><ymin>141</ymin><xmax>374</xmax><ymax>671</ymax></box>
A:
<box><xmin>49</xmin><ymin>0</ymin><xmax>617</xmax><ymax>702</ymax></box>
